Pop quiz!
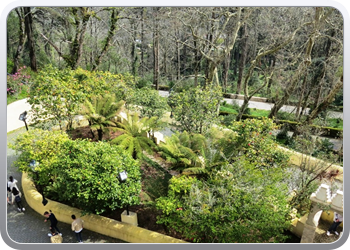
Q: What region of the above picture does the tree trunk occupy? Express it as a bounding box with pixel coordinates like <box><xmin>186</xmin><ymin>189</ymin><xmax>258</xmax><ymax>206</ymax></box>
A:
<box><xmin>12</xmin><ymin>8</ymin><xmax>26</xmax><ymax>74</ymax></box>
<box><xmin>176</xmin><ymin>29</ymin><xmax>181</xmax><ymax>81</ymax></box>
<box><xmin>92</xmin><ymin>8</ymin><xmax>120</xmax><ymax>71</ymax></box>
<box><xmin>305</xmin><ymin>74</ymin><xmax>343</xmax><ymax>124</ymax></box>
<box><xmin>237</xmin><ymin>23</ymin><xmax>248</xmax><ymax>94</ymax></box>
<box><xmin>222</xmin><ymin>51</ymin><xmax>230</xmax><ymax>93</ymax></box>
<box><xmin>152</xmin><ymin>7</ymin><xmax>160</xmax><ymax>90</ymax></box>
<box><xmin>268</xmin><ymin>7</ymin><xmax>327</xmax><ymax>119</ymax></box>
<box><xmin>23</xmin><ymin>7</ymin><xmax>37</xmax><ymax>72</ymax></box>
<box><xmin>140</xmin><ymin>8</ymin><xmax>145</xmax><ymax>77</ymax></box>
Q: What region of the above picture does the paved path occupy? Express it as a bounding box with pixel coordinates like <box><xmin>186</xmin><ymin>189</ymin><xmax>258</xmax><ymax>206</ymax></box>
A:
<box><xmin>160</xmin><ymin>90</ymin><xmax>343</xmax><ymax>150</ymax></box>
<box><xmin>159</xmin><ymin>90</ymin><xmax>343</xmax><ymax>119</ymax></box>
<box><xmin>6</xmin><ymin>101</ymin><xmax>126</xmax><ymax>244</ymax></box>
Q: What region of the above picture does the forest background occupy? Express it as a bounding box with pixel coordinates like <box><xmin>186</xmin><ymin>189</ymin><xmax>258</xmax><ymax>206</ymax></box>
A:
<box><xmin>5</xmin><ymin>6</ymin><xmax>345</xmax><ymax>244</ymax></box>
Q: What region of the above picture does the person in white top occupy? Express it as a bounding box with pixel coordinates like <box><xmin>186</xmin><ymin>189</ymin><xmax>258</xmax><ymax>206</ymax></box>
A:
<box><xmin>7</xmin><ymin>176</ymin><xmax>21</xmax><ymax>204</ymax></box>
<box><xmin>327</xmin><ymin>212</ymin><xmax>343</xmax><ymax>236</ymax></box>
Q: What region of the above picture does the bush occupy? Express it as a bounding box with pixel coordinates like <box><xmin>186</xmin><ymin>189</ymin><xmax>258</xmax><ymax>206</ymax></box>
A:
<box><xmin>10</xmin><ymin>129</ymin><xmax>141</xmax><ymax>215</ymax></box>
<box><xmin>156</xmin><ymin>160</ymin><xmax>292</xmax><ymax>243</ymax></box>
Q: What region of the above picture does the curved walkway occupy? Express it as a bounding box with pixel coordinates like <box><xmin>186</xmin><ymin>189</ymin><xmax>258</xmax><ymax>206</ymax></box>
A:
<box><xmin>6</xmin><ymin>101</ymin><xmax>126</xmax><ymax>243</ymax></box>
<box><xmin>159</xmin><ymin>90</ymin><xmax>344</xmax><ymax>119</ymax></box>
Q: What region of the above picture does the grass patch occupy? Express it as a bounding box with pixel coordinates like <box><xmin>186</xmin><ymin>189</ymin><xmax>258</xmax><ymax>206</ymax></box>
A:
<box><xmin>327</xmin><ymin>118</ymin><xmax>343</xmax><ymax>129</ymax></box>
<box><xmin>250</xmin><ymin>109</ymin><xmax>270</xmax><ymax>117</ymax></box>
<box><xmin>220</xmin><ymin>106</ymin><xmax>237</xmax><ymax>114</ymax></box>
<box><xmin>7</xmin><ymin>89</ymin><xmax>29</xmax><ymax>105</ymax></box>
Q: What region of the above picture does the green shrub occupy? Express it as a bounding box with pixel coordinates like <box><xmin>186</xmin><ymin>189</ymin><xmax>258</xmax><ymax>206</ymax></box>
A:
<box><xmin>10</xmin><ymin>129</ymin><xmax>141</xmax><ymax>215</ymax></box>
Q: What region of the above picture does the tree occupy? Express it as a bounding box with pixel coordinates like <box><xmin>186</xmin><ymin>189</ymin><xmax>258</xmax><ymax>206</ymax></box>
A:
<box><xmin>173</xmin><ymin>7</ymin><xmax>251</xmax><ymax>86</ymax></box>
<box><xmin>268</xmin><ymin>7</ymin><xmax>335</xmax><ymax>119</ymax></box>
<box><xmin>305</xmin><ymin>73</ymin><xmax>343</xmax><ymax>124</ymax></box>
<box><xmin>128</xmin><ymin>87</ymin><xmax>169</xmax><ymax>120</ymax></box>
<box><xmin>236</xmin><ymin>7</ymin><xmax>311</xmax><ymax>121</ymax></box>
<box><xmin>91</xmin><ymin>7</ymin><xmax>125</xmax><ymax>71</ymax></box>
<box><xmin>23</xmin><ymin>7</ymin><xmax>38</xmax><ymax>72</ymax></box>
<box><xmin>9</xmin><ymin>129</ymin><xmax>70</xmax><ymax>192</ymax></box>
<box><xmin>28</xmin><ymin>65</ymin><xmax>133</xmax><ymax>130</ymax></box>
<box><xmin>11</xmin><ymin>8</ymin><xmax>26</xmax><ymax>74</ymax></box>
<box><xmin>38</xmin><ymin>7</ymin><xmax>95</xmax><ymax>69</ymax></box>
<box><xmin>81</xmin><ymin>95</ymin><xmax>125</xmax><ymax>141</ymax></box>
<box><xmin>168</xmin><ymin>85</ymin><xmax>222</xmax><ymax>134</ymax></box>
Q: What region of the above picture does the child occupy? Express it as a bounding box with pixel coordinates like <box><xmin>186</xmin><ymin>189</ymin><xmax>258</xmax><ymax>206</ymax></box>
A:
<box><xmin>12</xmin><ymin>187</ymin><xmax>25</xmax><ymax>212</ymax></box>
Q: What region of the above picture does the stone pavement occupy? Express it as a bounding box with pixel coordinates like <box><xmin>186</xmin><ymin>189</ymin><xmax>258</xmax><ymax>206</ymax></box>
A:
<box><xmin>6</xmin><ymin>102</ymin><xmax>126</xmax><ymax>243</ymax></box>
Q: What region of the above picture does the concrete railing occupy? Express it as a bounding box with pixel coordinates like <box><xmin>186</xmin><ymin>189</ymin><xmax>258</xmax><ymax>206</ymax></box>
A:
<box><xmin>21</xmin><ymin>172</ymin><xmax>187</xmax><ymax>243</ymax></box>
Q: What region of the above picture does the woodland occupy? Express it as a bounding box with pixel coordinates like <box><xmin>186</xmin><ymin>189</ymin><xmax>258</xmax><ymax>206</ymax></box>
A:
<box><xmin>7</xmin><ymin>7</ymin><xmax>343</xmax><ymax>243</ymax></box>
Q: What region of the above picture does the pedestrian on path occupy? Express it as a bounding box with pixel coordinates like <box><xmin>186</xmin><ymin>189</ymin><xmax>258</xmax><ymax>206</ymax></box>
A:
<box><xmin>8</xmin><ymin>176</ymin><xmax>21</xmax><ymax>204</ymax></box>
<box><xmin>7</xmin><ymin>185</ymin><xmax>11</xmax><ymax>205</ymax></box>
<box><xmin>11</xmin><ymin>187</ymin><xmax>25</xmax><ymax>212</ymax></box>
<box><xmin>44</xmin><ymin>210</ymin><xmax>62</xmax><ymax>237</ymax></box>
<box><xmin>327</xmin><ymin>212</ymin><xmax>343</xmax><ymax>236</ymax></box>
<box><xmin>71</xmin><ymin>214</ymin><xmax>84</xmax><ymax>243</ymax></box>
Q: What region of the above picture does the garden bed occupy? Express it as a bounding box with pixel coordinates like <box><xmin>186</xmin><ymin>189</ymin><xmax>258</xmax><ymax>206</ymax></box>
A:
<box><xmin>68</xmin><ymin>125</ymin><xmax>186</xmax><ymax>241</ymax></box>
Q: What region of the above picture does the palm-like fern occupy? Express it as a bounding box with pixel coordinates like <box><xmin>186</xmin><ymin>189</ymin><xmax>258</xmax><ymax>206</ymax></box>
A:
<box><xmin>158</xmin><ymin>131</ymin><xmax>207</xmax><ymax>171</ymax></box>
<box><xmin>110</xmin><ymin>112</ymin><xmax>159</xmax><ymax>160</ymax></box>
<box><xmin>81</xmin><ymin>95</ymin><xmax>125</xmax><ymax>141</ymax></box>
<box><xmin>160</xmin><ymin>128</ymin><xmax>237</xmax><ymax>177</ymax></box>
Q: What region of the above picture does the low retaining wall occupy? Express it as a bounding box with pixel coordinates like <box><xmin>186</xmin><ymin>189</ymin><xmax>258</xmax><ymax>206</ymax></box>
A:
<box><xmin>21</xmin><ymin>172</ymin><xmax>187</xmax><ymax>243</ymax></box>
<box><xmin>281</xmin><ymin>146</ymin><xmax>343</xmax><ymax>183</ymax></box>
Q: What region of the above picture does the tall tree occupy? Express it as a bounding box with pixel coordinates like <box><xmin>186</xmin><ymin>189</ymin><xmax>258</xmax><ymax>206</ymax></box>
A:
<box><xmin>23</xmin><ymin>7</ymin><xmax>37</xmax><ymax>72</ymax></box>
<box><xmin>11</xmin><ymin>8</ymin><xmax>26</xmax><ymax>74</ymax></box>
<box><xmin>92</xmin><ymin>8</ymin><xmax>124</xmax><ymax>71</ymax></box>
<box><xmin>174</xmin><ymin>7</ymin><xmax>251</xmax><ymax>86</ymax></box>
<box><xmin>268</xmin><ymin>7</ymin><xmax>334</xmax><ymax>119</ymax></box>
<box><xmin>152</xmin><ymin>7</ymin><xmax>160</xmax><ymax>90</ymax></box>
<box><xmin>39</xmin><ymin>7</ymin><xmax>93</xmax><ymax>69</ymax></box>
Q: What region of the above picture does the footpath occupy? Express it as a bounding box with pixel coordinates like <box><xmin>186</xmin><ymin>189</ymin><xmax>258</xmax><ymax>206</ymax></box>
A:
<box><xmin>6</xmin><ymin>100</ymin><xmax>125</xmax><ymax>244</ymax></box>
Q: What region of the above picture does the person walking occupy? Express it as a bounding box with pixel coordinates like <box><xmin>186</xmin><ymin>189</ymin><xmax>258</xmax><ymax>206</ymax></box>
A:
<box><xmin>8</xmin><ymin>176</ymin><xmax>21</xmax><ymax>204</ymax></box>
<box><xmin>44</xmin><ymin>210</ymin><xmax>62</xmax><ymax>237</ymax></box>
<box><xmin>71</xmin><ymin>214</ymin><xmax>84</xmax><ymax>243</ymax></box>
<box><xmin>7</xmin><ymin>185</ymin><xmax>11</xmax><ymax>205</ymax></box>
<box><xmin>327</xmin><ymin>212</ymin><xmax>343</xmax><ymax>236</ymax></box>
<box><xmin>11</xmin><ymin>187</ymin><xmax>25</xmax><ymax>212</ymax></box>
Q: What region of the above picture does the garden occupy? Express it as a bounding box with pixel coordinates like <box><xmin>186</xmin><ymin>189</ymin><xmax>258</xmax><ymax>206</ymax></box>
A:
<box><xmin>8</xmin><ymin>65</ymin><xmax>343</xmax><ymax>243</ymax></box>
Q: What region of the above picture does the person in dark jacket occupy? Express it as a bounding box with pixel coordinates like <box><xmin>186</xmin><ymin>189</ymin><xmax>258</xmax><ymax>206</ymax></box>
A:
<box><xmin>44</xmin><ymin>210</ymin><xmax>62</xmax><ymax>237</ymax></box>
<box><xmin>12</xmin><ymin>187</ymin><xmax>25</xmax><ymax>212</ymax></box>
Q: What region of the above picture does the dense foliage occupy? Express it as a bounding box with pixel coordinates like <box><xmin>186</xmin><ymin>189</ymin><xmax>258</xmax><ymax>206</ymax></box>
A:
<box><xmin>27</xmin><ymin>65</ymin><xmax>135</xmax><ymax>130</ymax></box>
<box><xmin>128</xmin><ymin>87</ymin><xmax>169</xmax><ymax>120</ymax></box>
<box><xmin>156</xmin><ymin>118</ymin><xmax>294</xmax><ymax>243</ymax></box>
<box><xmin>81</xmin><ymin>95</ymin><xmax>125</xmax><ymax>141</ymax></box>
<box><xmin>156</xmin><ymin>160</ymin><xmax>291</xmax><ymax>243</ymax></box>
<box><xmin>9</xmin><ymin>129</ymin><xmax>141</xmax><ymax>214</ymax></box>
<box><xmin>168</xmin><ymin>85</ymin><xmax>222</xmax><ymax>134</ymax></box>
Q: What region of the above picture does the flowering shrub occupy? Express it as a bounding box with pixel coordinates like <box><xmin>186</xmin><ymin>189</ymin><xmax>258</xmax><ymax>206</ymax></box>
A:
<box><xmin>7</xmin><ymin>66</ymin><xmax>31</xmax><ymax>97</ymax></box>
